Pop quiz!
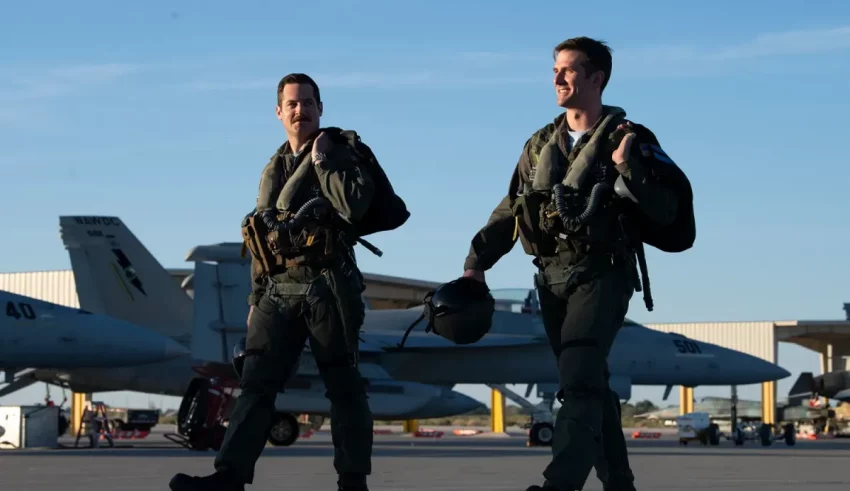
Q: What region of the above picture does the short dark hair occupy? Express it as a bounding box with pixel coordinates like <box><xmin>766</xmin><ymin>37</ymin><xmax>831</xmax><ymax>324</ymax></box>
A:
<box><xmin>552</xmin><ymin>37</ymin><xmax>613</xmax><ymax>92</ymax></box>
<box><xmin>276</xmin><ymin>73</ymin><xmax>321</xmax><ymax>106</ymax></box>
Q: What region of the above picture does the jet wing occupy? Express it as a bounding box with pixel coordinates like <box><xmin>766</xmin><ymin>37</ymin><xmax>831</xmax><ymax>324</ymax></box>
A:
<box><xmin>359</xmin><ymin>330</ymin><xmax>543</xmax><ymax>352</ymax></box>
<box><xmin>358</xmin><ymin>303</ymin><xmax>547</xmax><ymax>352</ymax></box>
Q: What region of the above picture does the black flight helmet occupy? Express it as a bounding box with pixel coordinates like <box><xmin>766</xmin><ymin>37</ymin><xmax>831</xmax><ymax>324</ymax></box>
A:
<box><xmin>232</xmin><ymin>337</ymin><xmax>247</xmax><ymax>378</ymax></box>
<box><xmin>423</xmin><ymin>277</ymin><xmax>496</xmax><ymax>345</ymax></box>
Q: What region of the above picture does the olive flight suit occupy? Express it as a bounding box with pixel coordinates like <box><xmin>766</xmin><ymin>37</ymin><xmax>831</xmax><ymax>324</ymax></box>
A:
<box><xmin>463</xmin><ymin>108</ymin><xmax>682</xmax><ymax>491</ymax></box>
<box><xmin>171</xmin><ymin>132</ymin><xmax>377</xmax><ymax>491</ymax></box>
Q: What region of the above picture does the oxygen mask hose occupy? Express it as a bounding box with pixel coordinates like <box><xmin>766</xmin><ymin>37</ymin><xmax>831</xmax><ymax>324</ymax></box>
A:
<box><xmin>262</xmin><ymin>197</ymin><xmax>331</xmax><ymax>232</ymax></box>
<box><xmin>552</xmin><ymin>181</ymin><xmax>611</xmax><ymax>231</ymax></box>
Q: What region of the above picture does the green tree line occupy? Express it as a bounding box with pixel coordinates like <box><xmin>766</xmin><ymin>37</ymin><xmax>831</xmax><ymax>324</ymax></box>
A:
<box><xmin>160</xmin><ymin>400</ymin><xmax>666</xmax><ymax>428</ymax></box>
<box><xmin>374</xmin><ymin>399</ymin><xmax>664</xmax><ymax>428</ymax></box>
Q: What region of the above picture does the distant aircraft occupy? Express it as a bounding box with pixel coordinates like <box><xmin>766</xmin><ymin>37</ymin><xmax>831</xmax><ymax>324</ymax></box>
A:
<box><xmin>789</xmin><ymin>371</ymin><xmax>850</xmax><ymax>403</ymax></box>
<box><xmin>35</xmin><ymin>215</ymin><xmax>792</xmax><ymax>446</ymax></box>
<box><xmin>0</xmin><ymin>289</ymin><xmax>189</xmax><ymax>397</ymax></box>
<box><xmin>634</xmin><ymin>375</ymin><xmax>842</xmax><ymax>437</ymax></box>
<box><xmin>634</xmin><ymin>396</ymin><xmax>767</xmax><ymax>422</ymax></box>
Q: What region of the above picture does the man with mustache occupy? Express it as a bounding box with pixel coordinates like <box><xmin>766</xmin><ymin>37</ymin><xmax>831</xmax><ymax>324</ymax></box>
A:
<box><xmin>171</xmin><ymin>72</ymin><xmax>406</xmax><ymax>491</ymax></box>
<box><xmin>460</xmin><ymin>37</ymin><xmax>695</xmax><ymax>491</ymax></box>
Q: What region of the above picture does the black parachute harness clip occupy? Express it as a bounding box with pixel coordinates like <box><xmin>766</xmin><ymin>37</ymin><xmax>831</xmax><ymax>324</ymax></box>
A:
<box><xmin>261</xmin><ymin>197</ymin><xmax>384</xmax><ymax>258</ymax></box>
<box><xmin>635</xmin><ymin>241</ymin><xmax>653</xmax><ymax>311</ymax></box>
<box><xmin>616</xmin><ymin>213</ymin><xmax>654</xmax><ymax>312</ymax></box>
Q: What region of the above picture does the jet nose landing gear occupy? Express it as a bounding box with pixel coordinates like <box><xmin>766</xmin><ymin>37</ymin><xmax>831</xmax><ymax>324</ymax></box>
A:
<box><xmin>164</xmin><ymin>377</ymin><xmax>231</xmax><ymax>451</ymax></box>
<box><xmin>528</xmin><ymin>421</ymin><xmax>555</xmax><ymax>447</ymax></box>
<box><xmin>165</xmin><ymin>373</ymin><xmax>305</xmax><ymax>451</ymax></box>
<box><xmin>267</xmin><ymin>412</ymin><xmax>299</xmax><ymax>447</ymax></box>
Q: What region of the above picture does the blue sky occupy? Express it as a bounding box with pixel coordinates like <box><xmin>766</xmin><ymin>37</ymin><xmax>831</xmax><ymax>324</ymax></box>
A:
<box><xmin>2</xmin><ymin>1</ymin><xmax>850</xmax><ymax>412</ymax></box>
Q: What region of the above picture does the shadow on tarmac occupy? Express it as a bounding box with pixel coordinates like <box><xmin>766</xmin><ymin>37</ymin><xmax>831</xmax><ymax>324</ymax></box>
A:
<box><xmin>6</xmin><ymin>434</ymin><xmax>848</xmax><ymax>460</ymax></box>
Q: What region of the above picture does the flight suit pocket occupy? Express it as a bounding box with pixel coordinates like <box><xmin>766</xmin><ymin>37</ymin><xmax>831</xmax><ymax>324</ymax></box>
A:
<box><xmin>246</xmin><ymin>296</ymin><xmax>284</xmax><ymax>352</ymax></box>
<box><xmin>304</xmin><ymin>272</ymin><xmax>336</xmax><ymax>333</ymax></box>
<box><xmin>306</xmin><ymin>269</ymin><xmax>364</xmax><ymax>361</ymax></box>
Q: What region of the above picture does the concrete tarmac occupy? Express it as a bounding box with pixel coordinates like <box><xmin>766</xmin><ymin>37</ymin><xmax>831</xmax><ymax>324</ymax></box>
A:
<box><xmin>1</xmin><ymin>425</ymin><xmax>849</xmax><ymax>490</ymax></box>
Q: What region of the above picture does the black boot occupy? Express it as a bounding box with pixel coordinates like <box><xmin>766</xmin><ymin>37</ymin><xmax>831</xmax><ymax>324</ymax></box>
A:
<box><xmin>337</xmin><ymin>473</ymin><xmax>368</xmax><ymax>491</ymax></box>
<box><xmin>603</xmin><ymin>470</ymin><xmax>637</xmax><ymax>491</ymax></box>
<box><xmin>525</xmin><ymin>481</ymin><xmax>566</xmax><ymax>491</ymax></box>
<box><xmin>169</xmin><ymin>471</ymin><xmax>245</xmax><ymax>491</ymax></box>
<box><xmin>337</xmin><ymin>485</ymin><xmax>369</xmax><ymax>491</ymax></box>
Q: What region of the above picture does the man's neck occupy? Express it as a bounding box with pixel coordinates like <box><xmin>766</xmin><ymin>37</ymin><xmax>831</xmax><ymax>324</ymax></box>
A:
<box><xmin>565</xmin><ymin>102</ymin><xmax>603</xmax><ymax>132</ymax></box>
<box><xmin>287</xmin><ymin>135</ymin><xmax>311</xmax><ymax>155</ymax></box>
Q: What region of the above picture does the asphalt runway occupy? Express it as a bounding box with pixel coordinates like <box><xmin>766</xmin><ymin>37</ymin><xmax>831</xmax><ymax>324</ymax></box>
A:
<box><xmin>1</xmin><ymin>426</ymin><xmax>849</xmax><ymax>490</ymax></box>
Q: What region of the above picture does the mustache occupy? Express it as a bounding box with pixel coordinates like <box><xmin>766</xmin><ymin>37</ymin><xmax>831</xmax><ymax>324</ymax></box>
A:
<box><xmin>292</xmin><ymin>115</ymin><xmax>312</xmax><ymax>123</ymax></box>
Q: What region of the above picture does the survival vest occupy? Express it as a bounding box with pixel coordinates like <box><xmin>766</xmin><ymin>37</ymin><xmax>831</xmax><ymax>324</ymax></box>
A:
<box><xmin>514</xmin><ymin>108</ymin><xmax>696</xmax><ymax>255</ymax></box>
<box><xmin>245</xmin><ymin>127</ymin><xmax>410</xmax><ymax>268</ymax></box>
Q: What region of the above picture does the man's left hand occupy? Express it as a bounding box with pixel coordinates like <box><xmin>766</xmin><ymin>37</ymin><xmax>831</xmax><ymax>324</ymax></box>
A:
<box><xmin>312</xmin><ymin>131</ymin><xmax>331</xmax><ymax>161</ymax></box>
<box><xmin>612</xmin><ymin>122</ymin><xmax>637</xmax><ymax>165</ymax></box>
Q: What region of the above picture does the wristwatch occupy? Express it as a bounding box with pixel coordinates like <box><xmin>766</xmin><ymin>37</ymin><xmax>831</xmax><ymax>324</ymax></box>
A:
<box><xmin>313</xmin><ymin>152</ymin><xmax>328</xmax><ymax>163</ymax></box>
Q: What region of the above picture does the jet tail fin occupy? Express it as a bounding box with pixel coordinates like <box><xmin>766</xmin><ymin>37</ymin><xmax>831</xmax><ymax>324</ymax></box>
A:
<box><xmin>787</xmin><ymin>372</ymin><xmax>815</xmax><ymax>406</ymax></box>
<box><xmin>189</xmin><ymin>260</ymin><xmax>250</xmax><ymax>364</ymax></box>
<box><xmin>58</xmin><ymin>216</ymin><xmax>193</xmax><ymax>346</ymax></box>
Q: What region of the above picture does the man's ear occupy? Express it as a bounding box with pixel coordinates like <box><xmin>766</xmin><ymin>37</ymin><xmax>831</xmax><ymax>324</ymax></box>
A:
<box><xmin>592</xmin><ymin>70</ymin><xmax>605</xmax><ymax>90</ymax></box>
<box><xmin>318</xmin><ymin>101</ymin><xmax>323</xmax><ymax>117</ymax></box>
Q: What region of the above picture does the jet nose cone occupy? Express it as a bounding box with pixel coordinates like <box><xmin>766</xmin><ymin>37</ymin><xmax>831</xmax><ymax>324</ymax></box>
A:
<box><xmin>451</xmin><ymin>391</ymin><xmax>487</xmax><ymax>415</ymax></box>
<box><xmin>767</xmin><ymin>363</ymin><xmax>791</xmax><ymax>381</ymax></box>
<box><xmin>111</xmin><ymin>320</ymin><xmax>190</xmax><ymax>364</ymax></box>
<box><xmin>163</xmin><ymin>337</ymin><xmax>191</xmax><ymax>359</ymax></box>
<box><xmin>712</xmin><ymin>345</ymin><xmax>790</xmax><ymax>384</ymax></box>
<box><xmin>415</xmin><ymin>388</ymin><xmax>486</xmax><ymax>419</ymax></box>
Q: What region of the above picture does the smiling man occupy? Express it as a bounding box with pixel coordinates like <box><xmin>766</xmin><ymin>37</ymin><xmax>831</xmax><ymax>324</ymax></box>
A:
<box><xmin>168</xmin><ymin>73</ymin><xmax>409</xmax><ymax>491</ymax></box>
<box><xmin>460</xmin><ymin>37</ymin><xmax>695</xmax><ymax>491</ymax></box>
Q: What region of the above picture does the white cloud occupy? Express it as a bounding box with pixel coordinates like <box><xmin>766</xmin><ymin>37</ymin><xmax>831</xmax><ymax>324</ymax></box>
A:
<box><xmin>706</xmin><ymin>25</ymin><xmax>850</xmax><ymax>60</ymax></box>
<box><xmin>453</xmin><ymin>24</ymin><xmax>850</xmax><ymax>72</ymax></box>
<box><xmin>614</xmin><ymin>25</ymin><xmax>850</xmax><ymax>68</ymax></box>
<box><xmin>1</xmin><ymin>63</ymin><xmax>139</xmax><ymax>102</ymax></box>
<box><xmin>0</xmin><ymin>63</ymin><xmax>139</xmax><ymax>131</ymax></box>
<box><xmin>186</xmin><ymin>70</ymin><xmax>539</xmax><ymax>91</ymax></box>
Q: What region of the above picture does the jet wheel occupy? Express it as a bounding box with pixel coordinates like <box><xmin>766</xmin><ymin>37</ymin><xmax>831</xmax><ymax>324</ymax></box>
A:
<box><xmin>708</xmin><ymin>423</ymin><xmax>720</xmax><ymax>446</ymax></box>
<box><xmin>783</xmin><ymin>423</ymin><xmax>796</xmax><ymax>446</ymax></box>
<box><xmin>758</xmin><ymin>423</ymin><xmax>773</xmax><ymax>446</ymax></box>
<box><xmin>57</xmin><ymin>414</ymin><xmax>69</xmax><ymax>437</ymax></box>
<box><xmin>733</xmin><ymin>428</ymin><xmax>745</xmax><ymax>446</ymax></box>
<box><xmin>529</xmin><ymin>422</ymin><xmax>555</xmax><ymax>446</ymax></box>
<box><xmin>267</xmin><ymin>412</ymin><xmax>299</xmax><ymax>447</ymax></box>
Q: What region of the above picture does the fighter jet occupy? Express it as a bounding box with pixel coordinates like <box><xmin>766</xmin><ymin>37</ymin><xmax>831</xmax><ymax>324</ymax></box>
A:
<box><xmin>633</xmin><ymin>396</ymin><xmax>767</xmax><ymax>421</ymax></box>
<box><xmin>342</xmin><ymin>307</ymin><xmax>792</xmax><ymax>392</ymax></box>
<box><xmin>789</xmin><ymin>371</ymin><xmax>850</xmax><ymax>403</ymax></box>
<box><xmin>20</xmin><ymin>216</ymin><xmax>484</xmax><ymax>444</ymax></box>
<box><xmin>0</xmin><ymin>289</ymin><xmax>189</xmax><ymax>397</ymax></box>
<box><xmin>38</xmin><ymin>215</ymin><xmax>791</xmax><ymax>446</ymax></box>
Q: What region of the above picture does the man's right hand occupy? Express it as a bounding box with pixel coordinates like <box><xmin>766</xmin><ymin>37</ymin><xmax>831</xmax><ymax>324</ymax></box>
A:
<box><xmin>462</xmin><ymin>269</ymin><xmax>485</xmax><ymax>283</ymax></box>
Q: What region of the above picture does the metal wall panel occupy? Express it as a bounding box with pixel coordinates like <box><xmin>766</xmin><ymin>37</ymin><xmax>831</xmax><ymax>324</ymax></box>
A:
<box><xmin>0</xmin><ymin>270</ymin><xmax>79</xmax><ymax>308</ymax></box>
<box><xmin>643</xmin><ymin>321</ymin><xmax>776</xmax><ymax>363</ymax></box>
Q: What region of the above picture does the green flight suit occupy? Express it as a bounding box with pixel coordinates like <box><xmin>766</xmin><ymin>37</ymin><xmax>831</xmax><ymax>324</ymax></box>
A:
<box><xmin>464</xmin><ymin>109</ymin><xmax>683</xmax><ymax>491</ymax></box>
<box><xmin>216</xmin><ymin>132</ymin><xmax>377</xmax><ymax>488</ymax></box>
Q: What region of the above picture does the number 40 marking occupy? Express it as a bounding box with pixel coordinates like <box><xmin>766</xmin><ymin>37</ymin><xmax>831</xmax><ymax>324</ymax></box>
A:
<box><xmin>6</xmin><ymin>301</ymin><xmax>36</xmax><ymax>320</ymax></box>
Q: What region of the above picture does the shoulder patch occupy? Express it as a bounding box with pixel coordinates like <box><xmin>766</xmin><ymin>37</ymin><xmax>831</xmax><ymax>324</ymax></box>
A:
<box><xmin>639</xmin><ymin>143</ymin><xmax>675</xmax><ymax>165</ymax></box>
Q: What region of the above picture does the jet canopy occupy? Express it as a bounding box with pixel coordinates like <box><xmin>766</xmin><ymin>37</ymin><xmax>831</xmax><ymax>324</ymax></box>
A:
<box><xmin>489</xmin><ymin>288</ymin><xmax>539</xmax><ymax>315</ymax></box>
